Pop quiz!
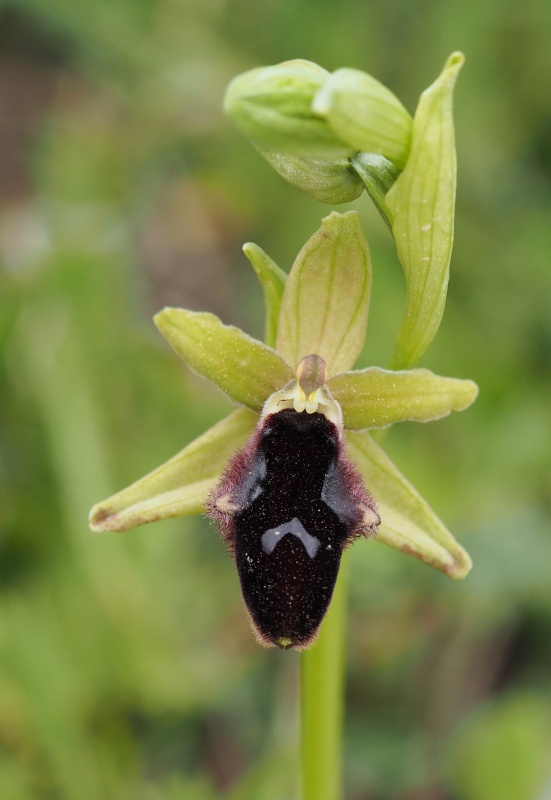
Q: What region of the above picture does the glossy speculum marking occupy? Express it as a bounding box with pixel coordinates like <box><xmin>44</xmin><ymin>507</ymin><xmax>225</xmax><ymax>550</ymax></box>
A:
<box><xmin>261</xmin><ymin>517</ymin><xmax>321</xmax><ymax>559</ymax></box>
<box><xmin>207</xmin><ymin>405</ymin><xmax>379</xmax><ymax>650</ymax></box>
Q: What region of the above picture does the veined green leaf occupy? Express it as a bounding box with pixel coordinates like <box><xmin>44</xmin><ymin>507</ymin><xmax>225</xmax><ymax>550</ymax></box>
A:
<box><xmin>276</xmin><ymin>211</ymin><xmax>372</xmax><ymax>374</ymax></box>
<box><xmin>387</xmin><ymin>52</ymin><xmax>464</xmax><ymax>369</ymax></box>
<box><xmin>329</xmin><ymin>367</ymin><xmax>478</xmax><ymax>430</ymax></box>
<box><xmin>243</xmin><ymin>242</ymin><xmax>287</xmax><ymax>348</ymax></box>
<box><xmin>155</xmin><ymin>308</ymin><xmax>293</xmax><ymax>411</ymax></box>
<box><xmin>89</xmin><ymin>408</ymin><xmax>257</xmax><ymax>532</ymax></box>
<box><xmin>346</xmin><ymin>430</ymin><xmax>472</xmax><ymax>578</ymax></box>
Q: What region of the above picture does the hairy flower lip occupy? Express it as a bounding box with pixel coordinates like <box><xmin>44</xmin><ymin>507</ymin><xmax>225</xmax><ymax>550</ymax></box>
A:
<box><xmin>205</xmin><ymin>358</ymin><xmax>381</xmax><ymax>649</ymax></box>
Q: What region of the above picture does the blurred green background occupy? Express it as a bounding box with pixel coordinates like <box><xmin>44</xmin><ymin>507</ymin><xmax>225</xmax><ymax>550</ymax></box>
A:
<box><xmin>1</xmin><ymin>0</ymin><xmax>551</xmax><ymax>798</ymax></box>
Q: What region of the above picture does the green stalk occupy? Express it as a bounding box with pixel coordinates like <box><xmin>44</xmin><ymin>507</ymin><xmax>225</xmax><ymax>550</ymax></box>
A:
<box><xmin>300</xmin><ymin>556</ymin><xmax>347</xmax><ymax>800</ymax></box>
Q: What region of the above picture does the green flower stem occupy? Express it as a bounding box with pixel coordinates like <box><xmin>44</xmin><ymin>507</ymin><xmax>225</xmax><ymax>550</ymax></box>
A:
<box><xmin>300</xmin><ymin>557</ymin><xmax>347</xmax><ymax>800</ymax></box>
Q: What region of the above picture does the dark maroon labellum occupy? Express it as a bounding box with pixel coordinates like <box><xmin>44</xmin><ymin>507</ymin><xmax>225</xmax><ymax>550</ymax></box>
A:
<box><xmin>207</xmin><ymin>407</ymin><xmax>379</xmax><ymax>650</ymax></box>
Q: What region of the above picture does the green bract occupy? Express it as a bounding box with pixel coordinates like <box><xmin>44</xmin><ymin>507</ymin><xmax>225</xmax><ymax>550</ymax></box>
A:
<box><xmin>387</xmin><ymin>52</ymin><xmax>465</xmax><ymax>368</ymax></box>
<box><xmin>89</xmin><ymin>212</ymin><xmax>476</xmax><ymax>580</ymax></box>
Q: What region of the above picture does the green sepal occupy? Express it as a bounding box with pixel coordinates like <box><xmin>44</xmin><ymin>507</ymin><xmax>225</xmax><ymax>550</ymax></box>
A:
<box><xmin>386</xmin><ymin>52</ymin><xmax>465</xmax><ymax>369</ymax></box>
<box><xmin>155</xmin><ymin>308</ymin><xmax>293</xmax><ymax>411</ymax></box>
<box><xmin>346</xmin><ymin>430</ymin><xmax>472</xmax><ymax>578</ymax></box>
<box><xmin>258</xmin><ymin>148</ymin><xmax>365</xmax><ymax>205</ymax></box>
<box><xmin>329</xmin><ymin>367</ymin><xmax>478</xmax><ymax>430</ymax></box>
<box><xmin>224</xmin><ymin>59</ymin><xmax>355</xmax><ymax>161</ymax></box>
<box><xmin>242</xmin><ymin>242</ymin><xmax>287</xmax><ymax>348</ymax></box>
<box><xmin>276</xmin><ymin>211</ymin><xmax>372</xmax><ymax>374</ymax></box>
<box><xmin>313</xmin><ymin>67</ymin><xmax>413</xmax><ymax>170</ymax></box>
<box><xmin>350</xmin><ymin>152</ymin><xmax>400</xmax><ymax>231</ymax></box>
<box><xmin>89</xmin><ymin>408</ymin><xmax>257</xmax><ymax>532</ymax></box>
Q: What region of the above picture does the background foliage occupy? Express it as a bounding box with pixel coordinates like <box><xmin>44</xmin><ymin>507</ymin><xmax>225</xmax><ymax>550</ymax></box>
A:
<box><xmin>1</xmin><ymin>0</ymin><xmax>551</xmax><ymax>797</ymax></box>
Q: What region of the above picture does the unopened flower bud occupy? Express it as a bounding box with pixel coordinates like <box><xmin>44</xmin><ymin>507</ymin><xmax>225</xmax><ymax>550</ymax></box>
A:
<box><xmin>224</xmin><ymin>59</ymin><xmax>355</xmax><ymax>160</ymax></box>
<box><xmin>259</xmin><ymin>149</ymin><xmax>364</xmax><ymax>204</ymax></box>
<box><xmin>313</xmin><ymin>68</ymin><xmax>413</xmax><ymax>170</ymax></box>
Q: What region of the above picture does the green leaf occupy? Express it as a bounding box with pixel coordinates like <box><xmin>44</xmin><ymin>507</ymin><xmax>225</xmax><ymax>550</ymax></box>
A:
<box><xmin>346</xmin><ymin>430</ymin><xmax>472</xmax><ymax>578</ymax></box>
<box><xmin>224</xmin><ymin>60</ymin><xmax>354</xmax><ymax>160</ymax></box>
<box><xmin>276</xmin><ymin>211</ymin><xmax>372</xmax><ymax>374</ymax></box>
<box><xmin>155</xmin><ymin>308</ymin><xmax>293</xmax><ymax>411</ymax></box>
<box><xmin>313</xmin><ymin>67</ymin><xmax>413</xmax><ymax>169</ymax></box>
<box><xmin>258</xmin><ymin>149</ymin><xmax>365</xmax><ymax>205</ymax></box>
<box><xmin>329</xmin><ymin>367</ymin><xmax>478</xmax><ymax>430</ymax></box>
<box><xmin>89</xmin><ymin>408</ymin><xmax>257</xmax><ymax>532</ymax></box>
<box><xmin>242</xmin><ymin>242</ymin><xmax>287</xmax><ymax>348</ymax></box>
<box><xmin>386</xmin><ymin>52</ymin><xmax>465</xmax><ymax>369</ymax></box>
<box><xmin>350</xmin><ymin>152</ymin><xmax>400</xmax><ymax>231</ymax></box>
